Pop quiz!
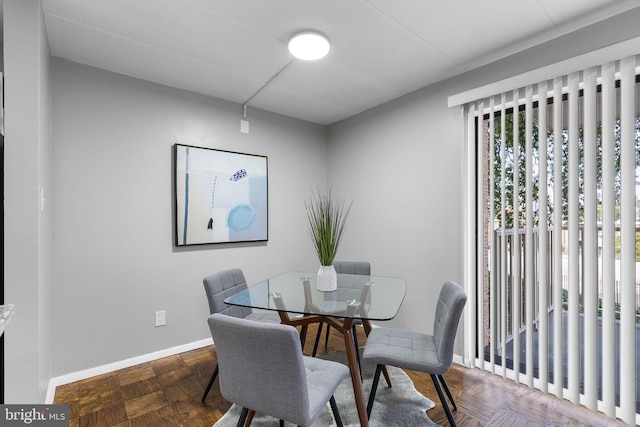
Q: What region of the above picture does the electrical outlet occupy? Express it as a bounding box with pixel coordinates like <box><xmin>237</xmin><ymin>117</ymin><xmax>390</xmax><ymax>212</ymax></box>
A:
<box><xmin>155</xmin><ymin>310</ymin><xmax>166</xmax><ymax>327</ymax></box>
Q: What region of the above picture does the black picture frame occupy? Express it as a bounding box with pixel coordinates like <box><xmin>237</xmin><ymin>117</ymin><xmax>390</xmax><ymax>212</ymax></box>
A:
<box><xmin>174</xmin><ymin>144</ymin><xmax>268</xmax><ymax>245</ymax></box>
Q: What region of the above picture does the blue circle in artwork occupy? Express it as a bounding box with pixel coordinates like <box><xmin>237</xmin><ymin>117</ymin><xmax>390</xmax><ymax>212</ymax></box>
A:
<box><xmin>227</xmin><ymin>204</ymin><xmax>256</xmax><ymax>232</ymax></box>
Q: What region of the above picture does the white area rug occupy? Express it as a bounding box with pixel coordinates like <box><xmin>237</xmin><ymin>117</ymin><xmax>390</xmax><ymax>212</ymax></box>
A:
<box><xmin>213</xmin><ymin>350</ymin><xmax>440</xmax><ymax>426</ymax></box>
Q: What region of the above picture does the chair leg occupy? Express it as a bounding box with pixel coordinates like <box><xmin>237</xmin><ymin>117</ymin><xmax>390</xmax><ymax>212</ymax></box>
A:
<box><xmin>430</xmin><ymin>374</ymin><xmax>456</xmax><ymax>427</ymax></box>
<box><xmin>324</xmin><ymin>321</ymin><xmax>331</xmax><ymax>347</ymax></box>
<box><xmin>201</xmin><ymin>364</ymin><xmax>219</xmax><ymax>402</ymax></box>
<box><xmin>366</xmin><ymin>364</ymin><xmax>383</xmax><ymax>418</ymax></box>
<box><xmin>244</xmin><ymin>410</ymin><xmax>255</xmax><ymax>427</ymax></box>
<box><xmin>352</xmin><ymin>325</ymin><xmax>362</xmax><ymax>380</ymax></box>
<box><xmin>329</xmin><ymin>395</ymin><xmax>344</xmax><ymax>427</ymax></box>
<box><xmin>236</xmin><ymin>407</ymin><xmax>248</xmax><ymax>427</ymax></box>
<box><xmin>312</xmin><ymin>322</ymin><xmax>323</xmax><ymax>357</ymax></box>
<box><xmin>437</xmin><ymin>374</ymin><xmax>457</xmax><ymax>411</ymax></box>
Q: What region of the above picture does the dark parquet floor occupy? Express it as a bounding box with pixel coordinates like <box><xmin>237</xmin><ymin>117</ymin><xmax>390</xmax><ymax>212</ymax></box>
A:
<box><xmin>54</xmin><ymin>323</ymin><xmax>628</xmax><ymax>426</ymax></box>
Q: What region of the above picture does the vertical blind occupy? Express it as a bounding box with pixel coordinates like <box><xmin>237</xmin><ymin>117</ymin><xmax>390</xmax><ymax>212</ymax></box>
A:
<box><xmin>465</xmin><ymin>56</ymin><xmax>638</xmax><ymax>425</ymax></box>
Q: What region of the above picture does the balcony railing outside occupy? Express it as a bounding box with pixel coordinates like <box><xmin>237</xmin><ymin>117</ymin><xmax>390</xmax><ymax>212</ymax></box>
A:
<box><xmin>487</xmin><ymin>225</ymin><xmax>640</xmax><ymax>413</ymax></box>
<box><xmin>490</xmin><ymin>225</ymin><xmax>640</xmax><ymax>344</ymax></box>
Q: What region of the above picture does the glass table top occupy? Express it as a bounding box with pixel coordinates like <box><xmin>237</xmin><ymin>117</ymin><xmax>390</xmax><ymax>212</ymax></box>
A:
<box><xmin>225</xmin><ymin>272</ymin><xmax>406</xmax><ymax>321</ymax></box>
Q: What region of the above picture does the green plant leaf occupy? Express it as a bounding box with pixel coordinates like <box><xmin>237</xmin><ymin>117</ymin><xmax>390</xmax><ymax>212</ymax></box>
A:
<box><xmin>305</xmin><ymin>188</ymin><xmax>352</xmax><ymax>266</ymax></box>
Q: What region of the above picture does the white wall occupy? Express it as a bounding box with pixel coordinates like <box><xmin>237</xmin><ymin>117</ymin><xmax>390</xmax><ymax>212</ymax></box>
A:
<box><xmin>4</xmin><ymin>0</ymin><xmax>53</xmax><ymax>402</ymax></box>
<box><xmin>327</xmin><ymin>6</ymin><xmax>640</xmax><ymax>357</ymax></box>
<box><xmin>50</xmin><ymin>59</ymin><xmax>328</xmax><ymax>376</ymax></box>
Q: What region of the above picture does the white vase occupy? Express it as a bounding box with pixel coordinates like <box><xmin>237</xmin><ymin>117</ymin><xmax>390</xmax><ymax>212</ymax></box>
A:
<box><xmin>317</xmin><ymin>265</ymin><xmax>337</xmax><ymax>292</ymax></box>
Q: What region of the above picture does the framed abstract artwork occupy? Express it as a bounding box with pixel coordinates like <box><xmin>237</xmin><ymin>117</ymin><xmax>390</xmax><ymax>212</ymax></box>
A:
<box><xmin>174</xmin><ymin>144</ymin><xmax>268</xmax><ymax>245</ymax></box>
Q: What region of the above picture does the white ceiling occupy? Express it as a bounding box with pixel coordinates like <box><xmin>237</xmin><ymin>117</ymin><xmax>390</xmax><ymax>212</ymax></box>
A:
<box><xmin>41</xmin><ymin>0</ymin><xmax>640</xmax><ymax>125</ymax></box>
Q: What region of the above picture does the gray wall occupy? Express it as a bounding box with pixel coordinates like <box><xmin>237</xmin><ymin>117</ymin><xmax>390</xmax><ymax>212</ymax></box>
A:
<box><xmin>327</xmin><ymin>83</ymin><xmax>464</xmax><ymax>333</ymax></box>
<box><xmin>50</xmin><ymin>59</ymin><xmax>328</xmax><ymax>376</ymax></box>
<box><xmin>4</xmin><ymin>0</ymin><xmax>53</xmax><ymax>402</ymax></box>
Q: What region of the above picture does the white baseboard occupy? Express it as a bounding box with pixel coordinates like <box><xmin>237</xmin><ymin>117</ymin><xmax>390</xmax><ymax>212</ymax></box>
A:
<box><xmin>45</xmin><ymin>336</ymin><xmax>469</xmax><ymax>403</ymax></box>
<box><xmin>452</xmin><ymin>353</ymin><xmax>466</xmax><ymax>367</ymax></box>
<box><xmin>45</xmin><ymin>338</ymin><xmax>213</xmax><ymax>403</ymax></box>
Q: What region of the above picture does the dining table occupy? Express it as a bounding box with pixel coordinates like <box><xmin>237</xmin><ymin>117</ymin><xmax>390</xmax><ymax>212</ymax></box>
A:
<box><xmin>224</xmin><ymin>271</ymin><xmax>407</xmax><ymax>427</ymax></box>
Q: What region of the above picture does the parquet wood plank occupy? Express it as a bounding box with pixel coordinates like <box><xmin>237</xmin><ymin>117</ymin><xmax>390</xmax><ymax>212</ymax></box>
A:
<box><xmin>78</xmin><ymin>402</ymin><xmax>128</xmax><ymax>427</ymax></box>
<box><xmin>156</xmin><ymin>366</ymin><xmax>194</xmax><ymax>388</ymax></box>
<box><xmin>53</xmin><ymin>323</ymin><xmax>629</xmax><ymax>427</ymax></box>
<box><xmin>123</xmin><ymin>390</ymin><xmax>170</xmax><ymax>419</ymax></box>
<box><xmin>120</xmin><ymin>376</ymin><xmax>161</xmax><ymax>401</ymax></box>
<box><xmin>117</xmin><ymin>364</ymin><xmax>155</xmax><ymax>386</ymax></box>
<box><xmin>127</xmin><ymin>404</ymin><xmax>180</xmax><ymax>427</ymax></box>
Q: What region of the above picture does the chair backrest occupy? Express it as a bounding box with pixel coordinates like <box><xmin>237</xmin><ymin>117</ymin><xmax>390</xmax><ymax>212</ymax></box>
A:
<box><xmin>203</xmin><ymin>268</ymin><xmax>253</xmax><ymax>318</ymax></box>
<box><xmin>334</xmin><ymin>261</ymin><xmax>371</xmax><ymax>275</ymax></box>
<box><xmin>433</xmin><ymin>281</ymin><xmax>467</xmax><ymax>369</ymax></box>
<box><xmin>334</xmin><ymin>261</ymin><xmax>372</xmax><ymax>302</ymax></box>
<box><xmin>208</xmin><ymin>313</ymin><xmax>311</xmax><ymax>425</ymax></box>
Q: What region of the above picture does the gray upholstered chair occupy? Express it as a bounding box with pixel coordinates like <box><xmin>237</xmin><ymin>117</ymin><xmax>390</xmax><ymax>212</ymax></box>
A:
<box><xmin>312</xmin><ymin>261</ymin><xmax>371</xmax><ymax>357</ymax></box>
<box><xmin>208</xmin><ymin>313</ymin><xmax>350</xmax><ymax>427</ymax></box>
<box><xmin>201</xmin><ymin>268</ymin><xmax>280</xmax><ymax>402</ymax></box>
<box><xmin>362</xmin><ymin>280</ymin><xmax>467</xmax><ymax>426</ymax></box>
<box><xmin>333</xmin><ymin>260</ymin><xmax>371</xmax><ymax>276</ymax></box>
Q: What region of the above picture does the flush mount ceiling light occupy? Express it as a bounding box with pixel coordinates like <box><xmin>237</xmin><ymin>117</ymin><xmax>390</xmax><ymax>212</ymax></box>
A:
<box><xmin>288</xmin><ymin>31</ymin><xmax>331</xmax><ymax>60</ymax></box>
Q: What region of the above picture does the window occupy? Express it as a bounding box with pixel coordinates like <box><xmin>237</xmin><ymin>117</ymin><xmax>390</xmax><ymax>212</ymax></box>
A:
<box><xmin>468</xmin><ymin>58</ymin><xmax>639</xmax><ymax>424</ymax></box>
